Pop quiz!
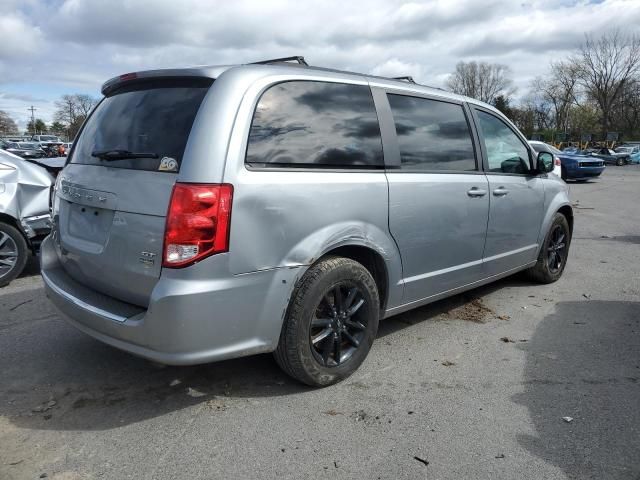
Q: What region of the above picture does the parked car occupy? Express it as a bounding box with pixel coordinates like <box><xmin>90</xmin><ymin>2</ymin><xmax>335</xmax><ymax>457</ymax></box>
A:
<box><xmin>1</xmin><ymin>141</ymin><xmax>46</xmax><ymax>159</ymax></box>
<box><xmin>531</xmin><ymin>143</ymin><xmax>605</xmax><ymax>181</ymax></box>
<box><xmin>31</xmin><ymin>134</ymin><xmax>63</xmax><ymax>145</ymax></box>
<box><xmin>0</xmin><ymin>149</ymin><xmax>53</xmax><ymax>286</ymax></box>
<box><xmin>528</xmin><ymin>141</ymin><xmax>562</xmax><ymax>177</ymax></box>
<box><xmin>41</xmin><ymin>59</ymin><xmax>573</xmax><ymax>386</ymax></box>
<box><xmin>554</xmin><ymin>151</ymin><xmax>606</xmax><ymax>181</ymax></box>
<box><xmin>588</xmin><ymin>147</ymin><xmax>629</xmax><ymax>166</ymax></box>
<box><xmin>614</xmin><ymin>145</ymin><xmax>640</xmax><ymax>164</ymax></box>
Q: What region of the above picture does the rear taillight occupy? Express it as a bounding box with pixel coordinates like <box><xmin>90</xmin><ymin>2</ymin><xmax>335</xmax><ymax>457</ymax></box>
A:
<box><xmin>163</xmin><ymin>183</ymin><xmax>233</xmax><ymax>268</ymax></box>
<box><xmin>554</xmin><ymin>156</ymin><xmax>561</xmax><ymax>166</ymax></box>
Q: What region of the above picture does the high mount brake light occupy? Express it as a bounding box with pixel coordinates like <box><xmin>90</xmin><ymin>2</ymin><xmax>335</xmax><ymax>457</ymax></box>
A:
<box><xmin>163</xmin><ymin>183</ymin><xmax>233</xmax><ymax>268</ymax></box>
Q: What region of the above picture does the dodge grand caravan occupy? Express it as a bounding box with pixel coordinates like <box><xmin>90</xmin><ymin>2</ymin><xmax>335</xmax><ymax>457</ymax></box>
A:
<box><xmin>41</xmin><ymin>57</ymin><xmax>572</xmax><ymax>386</ymax></box>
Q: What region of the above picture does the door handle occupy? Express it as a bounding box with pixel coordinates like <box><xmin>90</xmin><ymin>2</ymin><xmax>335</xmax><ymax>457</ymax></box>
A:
<box><xmin>467</xmin><ymin>187</ymin><xmax>487</xmax><ymax>197</ymax></box>
<box><xmin>493</xmin><ymin>187</ymin><xmax>509</xmax><ymax>197</ymax></box>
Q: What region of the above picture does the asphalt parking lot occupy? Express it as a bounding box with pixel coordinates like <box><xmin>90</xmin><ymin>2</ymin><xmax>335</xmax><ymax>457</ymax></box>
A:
<box><xmin>1</xmin><ymin>167</ymin><xmax>639</xmax><ymax>480</ymax></box>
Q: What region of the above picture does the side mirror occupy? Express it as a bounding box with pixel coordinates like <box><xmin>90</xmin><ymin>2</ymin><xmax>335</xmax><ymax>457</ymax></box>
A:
<box><xmin>537</xmin><ymin>151</ymin><xmax>555</xmax><ymax>173</ymax></box>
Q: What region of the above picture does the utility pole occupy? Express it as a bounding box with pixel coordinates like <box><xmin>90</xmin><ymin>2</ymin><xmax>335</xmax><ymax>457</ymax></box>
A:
<box><xmin>28</xmin><ymin>106</ymin><xmax>37</xmax><ymax>135</ymax></box>
<box><xmin>68</xmin><ymin>99</ymin><xmax>74</xmax><ymax>142</ymax></box>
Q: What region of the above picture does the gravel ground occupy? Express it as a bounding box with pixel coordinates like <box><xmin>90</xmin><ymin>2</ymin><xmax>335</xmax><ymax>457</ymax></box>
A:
<box><xmin>1</xmin><ymin>166</ymin><xmax>639</xmax><ymax>480</ymax></box>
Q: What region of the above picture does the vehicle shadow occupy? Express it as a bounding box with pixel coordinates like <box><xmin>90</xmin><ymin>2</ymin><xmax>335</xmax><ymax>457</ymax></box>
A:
<box><xmin>513</xmin><ymin>300</ymin><xmax>640</xmax><ymax>479</ymax></box>
<box><xmin>19</xmin><ymin>255</ymin><xmax>41</xmax><ymax>278</ymax></box>
<box><xmin>0</xmin><ymin>273</ymin><xmax>531</xmax><ymax>432</ymax></box>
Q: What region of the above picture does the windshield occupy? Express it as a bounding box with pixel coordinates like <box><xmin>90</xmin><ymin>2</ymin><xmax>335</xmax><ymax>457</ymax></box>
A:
<box><xmin>40</xmin><ymin>136</ymin><xmax>58</xmax><ymax>141</ymax></box>
<box><xmin>546</xmin><ymin>145</ymin><xmax>560</xmax><ymax>154</ymax></box>
<box><xmin>615</xmin><ymin>147</ymin><xmax>631</xmax><ymax>153</ymax></box>
<box><xmin>70</xmin><ymin>78</ymin><xmax>213</xmax><ymax>171</ymax></box>
<box><xmin>18</xmin><ymin>142</ymin><xmax>39</xmax><ymax>149</ymax></box>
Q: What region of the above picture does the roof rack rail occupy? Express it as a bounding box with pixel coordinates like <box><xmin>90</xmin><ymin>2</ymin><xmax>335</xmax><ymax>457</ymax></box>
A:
<box><xmin>251</xmin><ymin>56</ymin><xmax>309</xmax><ymax>66</ymax></box>
<box><xmin>392</xmin><ymin>76</ymin><xmax>416</xmax><ymax>83</ymax></box>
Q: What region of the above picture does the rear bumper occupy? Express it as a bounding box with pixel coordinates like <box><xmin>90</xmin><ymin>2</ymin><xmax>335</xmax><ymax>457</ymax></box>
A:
<box><xmin>40</xmin><ymin>235</ymin><xmax>302</xmax><ymax>365</ymax></box>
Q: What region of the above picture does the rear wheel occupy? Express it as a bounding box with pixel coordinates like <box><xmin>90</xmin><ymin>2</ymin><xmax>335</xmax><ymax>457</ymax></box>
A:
<box><xmin>274</xmin><ymin>256</ymin><xmax>379</xmax><ymax>387</ymax></box>
<box><xmin>527</xmin><ymin>213</ymin><xmax>571</xmax><ymax>284</ymax></box>
<box><xmin>616</xmin><ymin>157</ymin><xmax>624</xmax><ymax>166</ymax></box>
<box><xmin>0</xmin><ymin>222</ymin><xmax>29</xmax><ymax>287</ymax></box>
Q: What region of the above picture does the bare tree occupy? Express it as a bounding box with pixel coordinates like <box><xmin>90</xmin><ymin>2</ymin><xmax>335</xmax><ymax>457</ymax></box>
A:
<box><xmin>531</xmin><ymin>61</ymin><xmax>581</xmax><ymax>133</ymax></box>
<box><xmin>53</xmin><ymin>94</ymin><xmax>78</xmax><ymax>126</ymax></box>
<box><xmin>446</xmin><ymin>61</ymin><xmax>514</xmax><ymax>103</ymax></box>
<box><xmin>574</xmin><ymin>30</ymin><xmax>640</xmax><ymax>135</ymax></box>
<box><xmin>0</xmin><ymin>110</ymin><xmax>19</xmax><ymax>135</ymax></box>
<box><xmin>74</xmin><ymin>94</ymin><xmax>97</xmax><ymax>117</ymax></box>
<box><xmin>53</xmin><ymin>93</ymin><xmax>99</xmax><ymax>139</ymax></box>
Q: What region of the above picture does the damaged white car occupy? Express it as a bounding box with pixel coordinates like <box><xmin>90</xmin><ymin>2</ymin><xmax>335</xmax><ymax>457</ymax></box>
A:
<box><xmin>0</xmin><ymin>149</ymin><xmax>56</xmax><ymax>286</ymax></box>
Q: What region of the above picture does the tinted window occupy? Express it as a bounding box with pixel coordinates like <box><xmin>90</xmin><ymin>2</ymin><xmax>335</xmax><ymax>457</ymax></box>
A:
<box><xmin>530</xmin><ymin>143</ymin><xmax>544</xmax><ymax>153</ymax></box>
<box><xmin>476</xmin><ymin>110</ymin><xmax>531</xmax><ymax>174</ymax></box>
<box><xmin>387</xmin><ymin>94</ymin><xmax>476</xmax><ymax>171</ymax></box>
<box><xmin>71</xmin><ymin>78</ymin><xmax>212</xmax><ymax>171</ymax></box>
<box><xmin>246</xmin><ymin>81</ymin><xmax>383</xmax><ymax>168</ymax></box>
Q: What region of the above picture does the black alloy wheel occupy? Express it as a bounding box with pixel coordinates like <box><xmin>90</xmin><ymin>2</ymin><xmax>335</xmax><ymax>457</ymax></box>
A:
<box><xmin>274</xmin><ymin>256</ymin><xmax>379</xmax><ymax>386</ymax></box>
<box><xmin>310</xmin><ymin>283</ymin><xmax>367</xmax><ymax>367</ymax></box>
<box><xmin>546</xmin><ymin>224</ymin><xmax>567</xmax><ymax>274</ymax></box>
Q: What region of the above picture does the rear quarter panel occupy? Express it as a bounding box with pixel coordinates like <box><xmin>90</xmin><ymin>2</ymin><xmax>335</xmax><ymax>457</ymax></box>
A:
<box><xmin>201</xmin><ymin>69</ymin><xmax>404</xmax><ymax>310</ymax></box>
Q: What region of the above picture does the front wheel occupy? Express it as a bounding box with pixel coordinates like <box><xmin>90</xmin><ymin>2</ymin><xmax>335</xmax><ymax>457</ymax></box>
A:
<box><xmin>616</xmin><ymin>157</ymin><xmax>624</xmax><ymax>166</ymax></box>
<box><xmin>274</xmin><ymin>256</ymin><xmax>379</xmax><ymax>387</ymax></box>
<box><xmin>0</xmin><ymin>222</ymin><xmax>29</xmax><ymax>287</ymax></box>
<box><xmin>527</xmin><ymin>213</ymin><xmax>571</xmax><ymax>284</ymax></box>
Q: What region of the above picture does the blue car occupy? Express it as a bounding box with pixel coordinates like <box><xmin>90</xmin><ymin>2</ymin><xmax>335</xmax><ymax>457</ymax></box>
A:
<box><xmin>558</xmin><ymin>151</ymin><xmax>606</xmax><ymax>181</ymax></box>
<box><xmin>530</xmin><ymin>142</ymin><xmax>605</xmax><ymax>181</ymax></box>
<box><xmin>615</xmin><ymin>145</ymin><xmax>640</xmax><ymax>164</ymax></box>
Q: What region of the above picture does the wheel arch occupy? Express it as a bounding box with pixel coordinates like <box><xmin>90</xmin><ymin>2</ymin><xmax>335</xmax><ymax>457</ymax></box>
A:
<box><xmin>557</xmin><ymin>204</ymin><xmax>574</xmax><ymax>236</ymax></box>
<box><xmin>0</xmin><ymin>213</ymin><xmax>21</xmax><ymax>231</ymax></box>
<box><xmin>318</xmin><ymin>244</ymin><xmax>390</xmax><ymax>314</ymax></box>
<box><xmin>0</xmin><ymin>213</ymin><xmax>34</xmax><ymax>250</ymax></box>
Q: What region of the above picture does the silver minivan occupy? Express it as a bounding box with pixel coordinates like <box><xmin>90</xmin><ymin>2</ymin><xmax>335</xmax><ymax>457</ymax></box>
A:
<box><xmin>41</xmin><ymin>57</ymin><xmax>572</xmax><ymax>386</ymax></box>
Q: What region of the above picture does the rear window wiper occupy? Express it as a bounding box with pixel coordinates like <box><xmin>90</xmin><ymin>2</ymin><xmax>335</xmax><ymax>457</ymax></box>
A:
<box><xmin>91</xmin><ymin>149</ymin><xmax>159</xmax><ymax>161</ymax></box>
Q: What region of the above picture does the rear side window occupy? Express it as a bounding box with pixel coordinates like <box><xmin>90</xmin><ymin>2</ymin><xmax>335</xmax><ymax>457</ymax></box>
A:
<box><xmin>246</xmin><ymin>81</ymin><xmax>383</xmax><ymax>168</ymax></box>
<box><xmin>71</xmin><ymin>78</ymin><xmax>213</xmax><ymax>172</ymax></box>
<box><xmin>387</xmin><ymin>94</ymin><xmax>476</xmax><ymax>171</ymax></box>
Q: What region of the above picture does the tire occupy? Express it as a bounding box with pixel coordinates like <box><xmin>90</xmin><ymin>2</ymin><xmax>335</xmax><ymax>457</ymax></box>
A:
<box><xmin>527</xmin><ymin>213</ymin><xmax>571</xmax><ymax>284</ymax></box>
<box><xmin>561</xmin><ymin>166</ymin><xmax>567</xmax><ymax>181</ymax></box>
<box><xmin>616</xmin><ymin>157</ymin><xmax>624</xmax><ymax>166</ymax></box>
<box><xmin>0</xmin><ymin>222</ymin><xmax>29</xmax><ymax>287</ymax></box>
<box><xmin>274</xmin><ymin>256</ymin><xmax>380</xmax><ymax>387</ymax></box>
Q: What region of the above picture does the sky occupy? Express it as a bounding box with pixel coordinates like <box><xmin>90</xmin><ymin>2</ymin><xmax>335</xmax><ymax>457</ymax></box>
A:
<box><xmin>1</xmin><ymin>0</ymin><xmax>639</xmax><ymax>131</ymax></box>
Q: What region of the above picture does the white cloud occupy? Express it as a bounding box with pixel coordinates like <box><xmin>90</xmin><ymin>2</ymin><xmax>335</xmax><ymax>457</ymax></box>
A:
<box><xmin>0</xmin><ymin>13</ymin><xmax>43</xmax><ymax>58</ymax></box>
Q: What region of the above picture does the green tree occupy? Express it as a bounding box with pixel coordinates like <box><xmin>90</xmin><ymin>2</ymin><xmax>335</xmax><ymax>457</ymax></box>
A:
<box><xmin>492</xmin><ymin>95</ymin><xmax>513</xmax><ymax>118</ymax></box>
<box><xmin>50</xmin><ymin>121</ymin><xmax>66</xmax><ymax>135</ymax></box>
<box><xmin>27</xmin><ymin>118</ymin><xmax>47</xmax><ymax>134</ymax></box>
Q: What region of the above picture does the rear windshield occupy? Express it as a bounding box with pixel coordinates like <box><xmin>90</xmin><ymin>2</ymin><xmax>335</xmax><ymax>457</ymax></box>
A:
<box><xmin>70</xmin><ymin>78</ymin><xmax>213</xmax><ymax>172</ymax></box>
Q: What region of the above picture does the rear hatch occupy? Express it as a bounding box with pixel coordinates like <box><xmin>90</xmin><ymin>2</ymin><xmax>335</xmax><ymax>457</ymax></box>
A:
<box><xmin>54</xmin><ymin>77</ymin><xmax>213</xmax><ymax>307</ymax></box>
